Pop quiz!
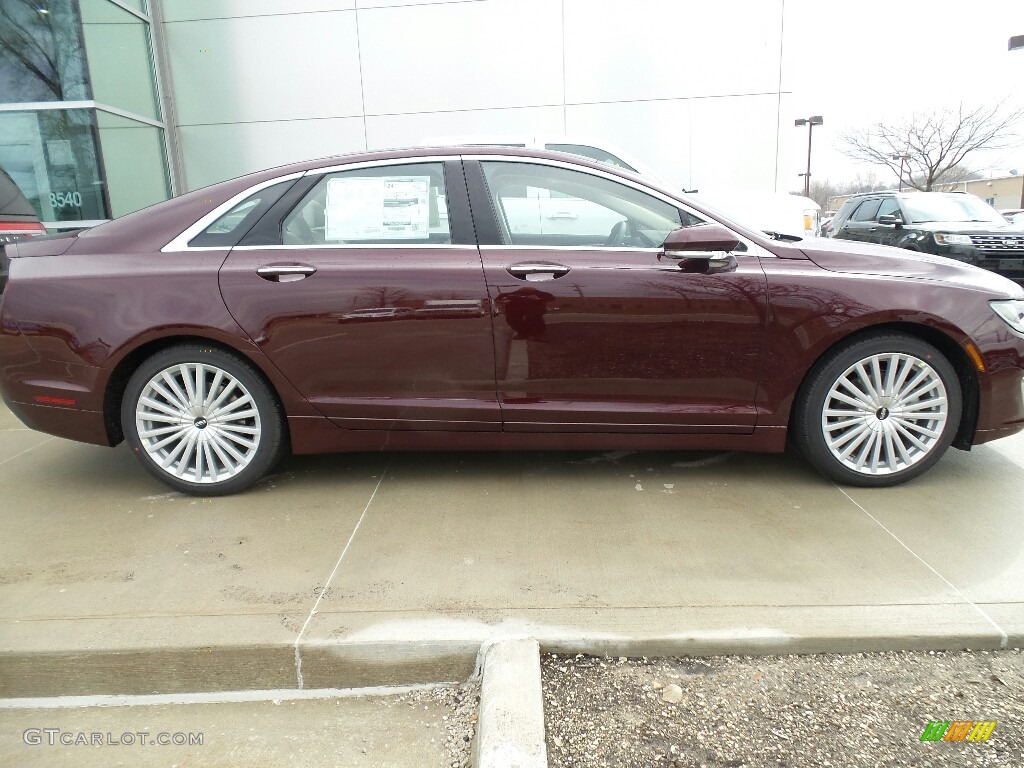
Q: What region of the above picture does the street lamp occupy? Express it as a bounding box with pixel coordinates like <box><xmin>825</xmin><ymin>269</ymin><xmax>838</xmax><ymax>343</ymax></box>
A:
<box><xmin>795</xmin><ymin>115</ymin><xmax>823</xmax><ymax>198</ymax></box>
<box><xmin>891</xmin><ymin>153</ymin><xmax>911</xmax><ymax>191</ymax></box>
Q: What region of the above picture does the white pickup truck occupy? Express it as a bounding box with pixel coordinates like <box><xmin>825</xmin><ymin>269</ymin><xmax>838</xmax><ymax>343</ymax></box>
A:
<box><xmin>422</xmin><ymin>135</ymin><xmax>820</xmax><ymax>240</ymax></box>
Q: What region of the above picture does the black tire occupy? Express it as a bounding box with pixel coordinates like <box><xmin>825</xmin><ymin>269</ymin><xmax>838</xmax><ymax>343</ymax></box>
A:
<box><xmin>792</xmin><ymin>333</ymin><xmax>962</xmax><ymax>487</ymax></box>
<box><xmin>121</xmin><ymin>344</ymin><xmax>286</xmax><ymax>496</ymax></box>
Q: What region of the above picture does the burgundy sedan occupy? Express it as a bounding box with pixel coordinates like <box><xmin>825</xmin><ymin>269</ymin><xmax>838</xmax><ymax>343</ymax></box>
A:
<box><xmin>2</xmin><ymin>148</ymin><xmax>1024</xmax><ymax>495</ymax></box>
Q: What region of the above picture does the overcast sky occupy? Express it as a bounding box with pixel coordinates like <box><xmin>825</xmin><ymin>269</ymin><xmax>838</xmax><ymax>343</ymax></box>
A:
<box><xmin>781</xmin><ymin>0</ymin><xmax>1024</xmax><ymax>186</ymax></box>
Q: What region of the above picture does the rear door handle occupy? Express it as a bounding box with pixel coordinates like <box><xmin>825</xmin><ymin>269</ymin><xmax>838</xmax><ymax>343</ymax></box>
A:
<box><xmin>507</xmin><ymin>263</ymin><xmax>570</xmax><ymax>281</ymax></box>
<box><xmin>256</xmin><ymin>264</ymin><xmax>317</xmax><ymax>282</ymax></box>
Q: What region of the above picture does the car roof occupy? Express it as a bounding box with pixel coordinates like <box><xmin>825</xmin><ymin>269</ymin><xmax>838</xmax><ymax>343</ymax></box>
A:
<box><xmin>845</xmin><ymin>190</ymin><xmax>974</xmax><ymax>200</ymax></box>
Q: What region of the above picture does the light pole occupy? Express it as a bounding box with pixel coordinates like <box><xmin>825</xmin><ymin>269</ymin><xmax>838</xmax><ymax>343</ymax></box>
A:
<box><xmin>795</xmin><ymin>115</ymin><xmax>823</xmax><ymax>198</ymax></box>
<box><xmin>891</xmin><ymin>153</ymin><xmax>911</xmax><ymax>191</ymax></box>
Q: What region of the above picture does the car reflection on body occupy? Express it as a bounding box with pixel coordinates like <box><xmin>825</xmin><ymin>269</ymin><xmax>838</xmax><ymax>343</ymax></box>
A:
<box><xmin>2</xmin><ymin>147</ymin><xmax>1024</xmax><ymax>495</ymax></box>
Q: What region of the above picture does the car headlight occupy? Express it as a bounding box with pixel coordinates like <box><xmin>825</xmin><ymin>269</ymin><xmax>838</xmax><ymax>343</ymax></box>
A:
<box><xmin>934</xmin><ymin>233</ymin><xmax>972</xmax><ymax>246</ymax></box>
<box><xmin>990</xmin><ymin>299</ymin><xmax>1024</xmax><ymax>335</ymax></box>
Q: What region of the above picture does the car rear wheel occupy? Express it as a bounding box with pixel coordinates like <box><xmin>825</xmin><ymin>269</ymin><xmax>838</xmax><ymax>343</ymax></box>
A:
<box><xmin>792</xmin><ymin>333</ymin><xmax>962</xmax><ymax>487</ymax></box>
<box><xmin>122</xmin><ymin>345</ymin><xmax>286</xmax><ymax>495</ymax></box>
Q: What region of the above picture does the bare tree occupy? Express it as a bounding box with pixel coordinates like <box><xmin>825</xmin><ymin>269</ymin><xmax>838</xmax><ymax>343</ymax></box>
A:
<box><xmin>0</xmin><ymin>0</ymin><xmax>87</xmax><ymax>102</ymax></box>
<box><xmin>804</xmin><ymin>172</ymin><xmax>889</xmax><ymax>210</ymax></box>
<box><xmin>839</xmin><ymin>103</ymin><xmax>1024</xmax><ymax>191</ymax></box>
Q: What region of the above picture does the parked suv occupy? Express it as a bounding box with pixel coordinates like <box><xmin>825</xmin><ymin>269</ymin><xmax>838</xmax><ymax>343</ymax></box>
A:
<box><xmin>829</xmin><ymin>191</ymin><xmax>1024</xmax><ymax>283</ymax></box>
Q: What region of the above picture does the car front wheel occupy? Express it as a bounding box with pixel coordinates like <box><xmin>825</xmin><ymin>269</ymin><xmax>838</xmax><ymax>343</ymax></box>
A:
<box><xmin>793</xmin><ymin>333</ymin><xmax>962</xmax><ymax>487</ymax></box>
<box><xmin>122</xmin><ymin>345</ymin><xmax>286</xmax><ymax>495</ymax></box>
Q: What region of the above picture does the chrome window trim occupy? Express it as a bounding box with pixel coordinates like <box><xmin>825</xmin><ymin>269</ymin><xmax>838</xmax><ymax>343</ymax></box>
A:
<box><xmin>161</xmin><ymin>171</ymin><xmax>307</xmax><ymax>253</ymax></box>
<box><xmin>478</xmin><ymin>245</ymin><xmax>663</xmax><ymax>253</ymax></box>
<box><xmin>477</xmin><ymin>243</ymin><xmax>775</xmax><ymax>258</ymax></box>
<box><xmin>466</xmin><ymin>154</ymin><xmax>769</xmax><ymax>257</ymax></box>
<box><xmin>162</xmin><ymin>157</ymin><xmax>457</xmax><ymax>253</ymax></box>
<box><xmin>233</xmin><ymin>243</ymin><xmax>466</xmax><ymax>251</ymax></box>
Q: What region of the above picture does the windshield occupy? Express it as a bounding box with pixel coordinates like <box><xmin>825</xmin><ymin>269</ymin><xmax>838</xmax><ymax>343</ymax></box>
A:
<box><xmin>901</xmin><ymin>195</ymin><xmax>1006</xmax><ymax>224</ymax></box>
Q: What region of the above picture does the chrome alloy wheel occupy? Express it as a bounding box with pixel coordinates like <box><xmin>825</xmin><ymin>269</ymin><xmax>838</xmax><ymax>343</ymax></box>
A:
<box><xmin>135</xmin><ymin>363</ymin><xmax>262</xmax><ymax>484</ymax></box>
<box><xmin>821</xmin><ymin>352</ymin><xmax>948</xmax><ymax>476</ymax></box>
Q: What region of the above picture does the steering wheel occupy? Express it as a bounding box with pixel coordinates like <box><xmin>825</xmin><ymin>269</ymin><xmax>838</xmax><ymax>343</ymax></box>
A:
<box><xmin>605</xmin><ymin>219</ymin><xmax>658</xmax><ymax>248</ymax></box>
<box><xmin>605</xmin><ymin>220</ymin><xmax>629</xmax><ymax>247</ymax></box>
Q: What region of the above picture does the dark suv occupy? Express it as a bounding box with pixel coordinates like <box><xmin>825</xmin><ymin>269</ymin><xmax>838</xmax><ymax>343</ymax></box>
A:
<box><xmin>829</xmin><ymin>191</ymin><xmax>1024</xmax><ymax>284</ymax></box>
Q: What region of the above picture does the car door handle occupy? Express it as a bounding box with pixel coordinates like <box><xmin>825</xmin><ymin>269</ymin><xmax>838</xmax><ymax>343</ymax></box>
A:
<box><xmin>545</xmin><ymin>212</ymin><xmax>578</xmax><ymax>220</ymax></box>
<box><xmin>256</xmin><ymin>264</ymin><xmax>317</xmax><ymax>282</ymax></box>
<box><xmin>507</xmin><ymin>263</ymin><xmax>570</xmax><ymax>281</ymax></box>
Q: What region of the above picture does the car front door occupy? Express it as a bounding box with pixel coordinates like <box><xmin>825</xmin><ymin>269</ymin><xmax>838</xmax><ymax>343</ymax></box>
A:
<box><xmin>466</xmin><ymin>158</ymin><xmax>769</xmax><ymax>434</ymax></box>
<box><xmin>218</xmin><ymin>159</ymin><xmax>499</xmax><ymax>431</ymax></box>
<box><xmin>868</xmin><ymin>197</ymin><xmax>904</xmax><ymax>245</ymax></box>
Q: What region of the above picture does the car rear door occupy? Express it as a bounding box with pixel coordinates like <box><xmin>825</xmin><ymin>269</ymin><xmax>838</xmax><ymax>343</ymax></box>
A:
<box><xmin>465</xmin><ymin>157</ymin><xmax>769</xmax><ymax>434</ymax></box>
<box><xmin>838</xmin><ymin>199</ymin><xmax>881</xmax><ymax>243</ymax></box>
<box><xmin>218</xmin><ymin>158</ymin><xmax>500</xmax><ymax>431</ymax></box>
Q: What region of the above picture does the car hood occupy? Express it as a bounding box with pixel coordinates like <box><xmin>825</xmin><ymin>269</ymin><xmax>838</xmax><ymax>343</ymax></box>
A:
<box><xmin>802</xmin><ymin>238</ymin><xmax>1024</xmax><ymax>298</ymax></box>
<box><xmin>907</xmin><ymin>220</ymin><xmax>1017</xmax><ymax>234</ymax></box>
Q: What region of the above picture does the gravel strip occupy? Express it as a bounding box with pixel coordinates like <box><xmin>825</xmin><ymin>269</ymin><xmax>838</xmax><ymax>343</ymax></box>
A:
<box><xmin>542</xmin><ymin>649</ymin><xmax>1022</xmax><ymax>767</ymax></box>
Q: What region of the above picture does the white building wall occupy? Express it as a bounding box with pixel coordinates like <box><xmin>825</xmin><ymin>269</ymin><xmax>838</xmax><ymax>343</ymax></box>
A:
<box><xmin>159</xmin><ymin>0</ymin><xmax>792</xmax><ymax>194</ymax></box>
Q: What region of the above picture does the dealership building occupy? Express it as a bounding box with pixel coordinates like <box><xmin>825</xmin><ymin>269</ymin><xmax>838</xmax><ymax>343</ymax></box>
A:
<box><xmin>0</xmin><ymin>0</ymin><xmax>797</xmax><ymax>228</ymax></box>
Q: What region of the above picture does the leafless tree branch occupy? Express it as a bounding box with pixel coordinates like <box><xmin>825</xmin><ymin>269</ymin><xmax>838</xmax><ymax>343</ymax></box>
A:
<box><xmin>839</xmin><ymin>103</ymin><xmax>1024</xmax><ymax>191</ymax></box>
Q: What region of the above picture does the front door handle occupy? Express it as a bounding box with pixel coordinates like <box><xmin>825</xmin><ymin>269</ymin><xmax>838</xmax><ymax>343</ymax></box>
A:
<box><xmin>507</xmin><ymin>262</ymin><xmax>570</xmax><ymax>281</ymax></box>
<box><xmin>256</xmin><ymin>264</ymin><xmax>317</xmax><ymax>283</ymax></box>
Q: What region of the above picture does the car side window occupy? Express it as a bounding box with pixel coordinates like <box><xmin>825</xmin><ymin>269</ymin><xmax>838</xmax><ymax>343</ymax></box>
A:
<box><xmin>479</xmin><ymin>161</ymin><xmax>696</xmax><ymax>249</ymax></box>
<box><xmin>188</xmin><ymin>180</ymin><xmax>293</xmax><ymax>248</ymax></box>
<box><xmin>281</xmin><ymin>163</ymin><xmax>450</xmax><ymax>246</ymax></box>
<box><xmin>850</xmin><ymin>199</ymin><xmax>881</xmax><ymax>222</ymax></box>
<box><xmin>875</xmin><ymin>198</ymin><xmax>902</xmax><ymax>220</ymax></box>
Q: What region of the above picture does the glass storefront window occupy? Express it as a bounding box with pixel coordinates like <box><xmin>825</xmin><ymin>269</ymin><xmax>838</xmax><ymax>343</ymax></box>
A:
<box><xmin>79</xmin><ymin>0</ymin><xmax>160</xmax><ymax>120</ymax></box>
<box><xmin>96</xmin><ymin>110</ymin><xmax>169</xmax><ymax>217</ymax></box>
<box><xmin>0</xmin><ymin>0</ymin><xmax>91</xmax><ymax>103</ymax></box>
<box><xmin>116</xmin><ymin>0</ymin><xmax>148</xmax><ymax>13</ymax></box>
<box><xmin>1</xmin><ymin>0</ymin><xmax>171</xmax><ymax>225</ymax></box>
<box><xmin>0</xmin><ymin>110</ymin><xmax>109</xmax><ymax>223</ymax></box>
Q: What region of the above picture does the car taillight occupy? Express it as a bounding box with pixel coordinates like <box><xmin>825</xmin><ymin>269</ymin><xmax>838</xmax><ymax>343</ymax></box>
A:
<box><xmin>0</xmin><ymin>222</ymin><xmax>46</xmax><ymax>235</ymax></box>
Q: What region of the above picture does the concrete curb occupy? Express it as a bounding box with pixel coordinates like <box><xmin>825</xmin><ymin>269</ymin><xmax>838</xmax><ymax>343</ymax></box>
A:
<box><xmin>474</xmin><ymin>639</ymin><xmax>547</xmax><ymax>768</ymax></box>
<box><xmin>2</xmin><ymin>603</ymin><xmax>1015</xmax><ymax>698</ymax></box>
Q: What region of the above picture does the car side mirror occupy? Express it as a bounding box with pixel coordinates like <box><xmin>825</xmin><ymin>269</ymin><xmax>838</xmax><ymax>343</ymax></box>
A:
<box><xmin>663</xmin><ymin>224</ymin><xmax>741</xmax><ymax>256</ymax></box>
<box><xmin>663</xmin><ymin>224</ymin><xmax>740</xmax><ymax>274</ymax></box>
<box><xmin>877</xmin><ymin>214</ymin><xmax>902</xmax><ymax>226</ymax></box>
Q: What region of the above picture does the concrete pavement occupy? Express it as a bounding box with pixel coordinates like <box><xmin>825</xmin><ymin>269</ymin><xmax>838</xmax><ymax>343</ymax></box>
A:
<box><xmin>0</xmin><ymin>685</ymin><xmax>473</xmax><ymax>767</ymax></box>
<box><xmin>1</xmin><ymin>401</ymin><xmax>1023</xmax><ymax>697</ymax></box>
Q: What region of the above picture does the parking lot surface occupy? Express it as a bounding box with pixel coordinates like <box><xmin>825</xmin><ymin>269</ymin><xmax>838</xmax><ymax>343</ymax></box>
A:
<box><xmin>1</xmin><ymin>401</ymin><xmax>1023</xmax><ymax>697</ymax></box>
<box><xmin>0</xmin><ymin>683</ymin><xmax>477</xmax><ymax>768</ymax></box>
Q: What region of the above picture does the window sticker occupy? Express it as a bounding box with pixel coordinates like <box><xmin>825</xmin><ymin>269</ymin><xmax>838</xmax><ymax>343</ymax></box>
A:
<box><xmin>325</xmin><ymin>176</ymin><xmax>431</xmax><ymax>240</ymax></box>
